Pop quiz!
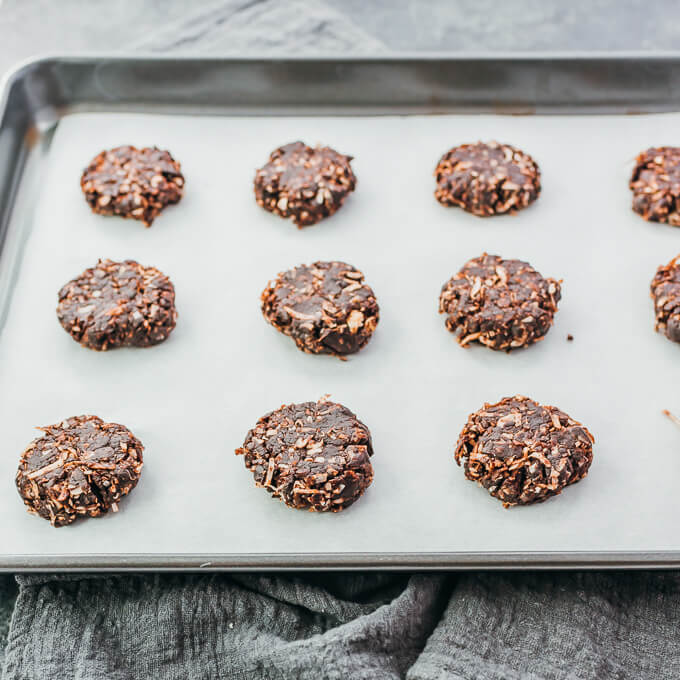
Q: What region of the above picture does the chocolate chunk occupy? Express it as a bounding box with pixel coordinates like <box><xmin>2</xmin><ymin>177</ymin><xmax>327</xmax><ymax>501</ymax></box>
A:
<box><xmin>650</xmin><ymin>254</ymin><xmax>680</xmax><ymax>343</ymax></box>
<box><xmin>235</xmin><ymin>399</ymin><xmax>374</xmax><ymax>512</ymax></box>
<box><xmin>434</xmin><ymin>141</ymin><xmax>540</xmax><ymax>216</ymax></box>
<box><xmin>261</xmin><ymin>261</ymin><xmax>379</xmax><ymax>357</ymax></box>
<box><xmin>630</xmin><ymin>147</ymin><xmax>680</xmax><ymax>226</ymax></box>
<box><xmin>454</xmin><ymin>396</ymin><xmax>594</xmax><ymax>506</ymax></box>
<box><xmin>81</xmin><ymin>145</ymin><xmax>184</xmax><ymax>226</ymax></box>
<box><xmin>254</xmin><ymin>141</ymin><xmax>356</xmax><ymax>227</ymax></box>
<box><xmin>439</xmin><ymin>253</ymin><xmax>561</xmax><ymax>351</ymax></box>
<box><xmin>57</xmin><ymin>259</ymin><xmax>177</xmax><ymax>351</ymax></box>
<box><xmin>16</xmin><ymin>415</ymin><xmax>144</xmax><ymax>526</ymax></box>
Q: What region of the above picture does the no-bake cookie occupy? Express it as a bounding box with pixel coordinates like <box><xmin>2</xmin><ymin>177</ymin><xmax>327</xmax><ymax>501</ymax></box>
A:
<box><xmin>81</xmin><ymin>145</ymin><xmax>184</xmax><ymax>226</ymax></box>
<box><xmin>16</xmin><ymin>415</ymin><xmax>144</xmax><ymax>526</ymax></box>
<box><xmin>651</xmin><ymin>254</ymin><xmax>680</xmax><ymax>342</ymax></box>
<box><xmin>254</xmin><ymin>141</ymin><xmax>356</xmax><ymax>227</ymax></box>
<box><xmin>454</xmin><ymin>395</ymin><xmax>594</xmax><ymax>506</ymax></box>
<box><xmin>261</xmin><ymin>261</ymin><xmax>379</xmax><ymax>357</ymax></box>
<box><xmin>630</xmin><ymin>147</ymin><xmax>680</xmax><ymax>226</ymax></box>
<box><xmin>235</xmin><ymin>399</ymin><xmax>374</xmax><ymax>512</ymax></box>
<box><xmin>434</xmin><ymin>141</ymin><xmax>540</xmax><ymax>216</ymax></box>
<box><xmin>57</xmin><ymin>259</ymin><xmax>177</xmax><ymax>351</ymax></box>
<box><xmin>439</xmin><ymin>253</ymin><xmax>560</xmax><ymax>351</ymax></box>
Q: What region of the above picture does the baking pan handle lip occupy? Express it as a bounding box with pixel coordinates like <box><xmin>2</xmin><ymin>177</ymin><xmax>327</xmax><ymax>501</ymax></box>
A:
<box><xmin>4</xmin><ymin>551</ymin><xmax>680</xmax><ymax>572</ymax></box>
<box><xmin>4</xmin><ymin>50</ymin><xmax>680</xmax><ymax>108</ymax></box>
<box><xmin>6</xmin><ymin>51</ymin><xmax>680</xmax><ymax>72</ymax></box>
<box><xmin>0</xmin><ymin>53</ymin><xmax>67</xmax><ymax>110</ymax></box>
<box><xmin>3</xmin><ymin>50</ymin><xmax>680</xmax><ymax>98</ymax></box>
<box><xmin>5</xmin><ymin>51</ymin><xmax>680</xmax><ymax>120</ymax></box>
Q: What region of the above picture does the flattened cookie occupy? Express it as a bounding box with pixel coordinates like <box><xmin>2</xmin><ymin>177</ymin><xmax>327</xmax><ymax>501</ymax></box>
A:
<box><xmin>16</xmin><ymin>415</ymin><xmax>144</xmax><ymax>526</ymax></box>
<box><xmin>261</xmin><ymin>261</ymin><xmax>379</xmax><ymax>357</ymax></box>
<box><xmin>651</xmin><ymin>254</ymin><xmax>680</xmax><ymax>342</ymax></box>
<box><xmin>236</xmin><ymin>399</ymin><xmax>374</xmax><ymax>512</ymax></box>
<box><xmin>57</xmin><ymin>259</ymin><xmax>177</xmax><ymax>351</ymax></box>
<box><xmin>254</xmin><ymin>141</ymin><xmax>356</xmax><ymax>227</ymax></box>
<box><xmin>454</xmin><ymin>396</ymin><xmax>594</xmax><ymax>506</ymax></box>
<box><xmin>439</xmin><ymin>254</ymin><xmax>560</xmax><ymax>351</ymax></box>
<box><xmin>434</xmin><ymin>141</ymin><xmax>540</xmax><ymax>216</ymax></box>
<box><xmin>630</xmin><ymin>147</ymin><xmax>680</xmax><ymax>226</ymax></box>
<box><xmin>81</xmin><ymin>145</ymin><xmax>184</xmax><ymax>226</ymax></box>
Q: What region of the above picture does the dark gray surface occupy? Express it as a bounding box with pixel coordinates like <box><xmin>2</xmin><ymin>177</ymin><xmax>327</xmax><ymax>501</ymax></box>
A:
<box><xmin>0</xmin><ymin>580</ymin><xmax>15</xmax><ymax>670</ymax></box>
<box><xmin>1</xmin><ymin>0</ymin><xmax>679</xmax><ymax>79</ymax></box>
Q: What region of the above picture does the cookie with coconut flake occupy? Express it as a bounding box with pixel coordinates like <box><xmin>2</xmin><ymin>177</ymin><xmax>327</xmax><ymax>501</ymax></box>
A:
<box><xmin>630</xmin><ymin>147</ymin><xmax>680</xmax><ymax>226</ymax></box>
<box><xmin>651</xmin><ymin>254</ymin><xmax>680</xmax><ymax>342</ymax></box>
<box><xmin>454</xmin><ymin>395</ymin><xmax>594</xmax><ymax>506</ymax></box>
<box><xmin>254</xmin><ymin>141</ymin><xmax>356</xmax><ymax>227</ymax></box>
<box><xmin>57</xmin><ymin>259</ymin><xmax>177</xmax><ymax>351</ymax></box>
<box><xmin>261</xmin><ymin>261</ymin><xmax>379</xmax><ymax>357</ymax></box>
<box><xmin>16</xmin><ymin>415</ymin><xmax>144</xmax><ymax>526</ymax></box>
<box><xmin>235</xmin><ymin>399</ymin><xmax>374</xmax><ymax>512</ymax></box>
<box><xmin>439</xmin><ymin>253</ymin><xmax>560</xmax><ymax>351</ymax></box>
<box><xmin>81</xmin><ymin>145</ymin><xmax>184</xmax><ymax>226</ymax></box>
<box><xmin>434</xmin><ymin>141</ymin><xmax>540</xmax><ymax>216</ymax></box>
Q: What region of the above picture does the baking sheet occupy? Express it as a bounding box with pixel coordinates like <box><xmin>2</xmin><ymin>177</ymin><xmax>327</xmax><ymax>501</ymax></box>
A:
<box><xmin>1</xmin><ymin>109</ymin><xmax>679</xmax><ymax>565</ymax></box>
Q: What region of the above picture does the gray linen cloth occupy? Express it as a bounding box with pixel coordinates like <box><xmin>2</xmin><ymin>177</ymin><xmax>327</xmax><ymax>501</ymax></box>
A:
<box><xmin>5</xmin><ymin>571</ymin><xmax>680</xmax><ymax>679</ymax></box>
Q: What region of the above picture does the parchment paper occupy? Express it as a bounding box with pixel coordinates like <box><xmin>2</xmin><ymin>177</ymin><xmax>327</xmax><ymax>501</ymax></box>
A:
<box><xmin>1</xmin><ymin>111</ymin><xmax>679</xmax><ymax>560</ymax></box>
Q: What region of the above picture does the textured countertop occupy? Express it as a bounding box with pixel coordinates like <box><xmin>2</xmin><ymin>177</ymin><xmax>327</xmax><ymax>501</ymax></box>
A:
<box><xmin>1</xmin><ymin>0</ymin><xmax>679</xmax><ymax>79</ymax></box>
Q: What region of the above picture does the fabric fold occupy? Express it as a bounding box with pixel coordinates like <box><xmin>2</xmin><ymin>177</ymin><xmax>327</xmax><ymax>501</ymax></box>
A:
<box><xmin>3</xmin><ymin>573</ymin><xmax>446</xmax><ymax>680</ymax></box>
<box><xmin>407</xmin><ymin>572</ymin><xmax>680</xmax><ymax>680</ymax></box>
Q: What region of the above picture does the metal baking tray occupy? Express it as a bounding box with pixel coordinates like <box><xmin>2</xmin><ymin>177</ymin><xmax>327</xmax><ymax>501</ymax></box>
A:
<box><xmin>3</xmin><ymin>55</ymin><xmax>680</xmax><ymax>572</ymax></box>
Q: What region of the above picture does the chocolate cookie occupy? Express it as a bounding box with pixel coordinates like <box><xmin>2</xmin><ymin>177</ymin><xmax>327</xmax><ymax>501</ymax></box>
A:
<box><xmin>630</xmin><ymin>147</ymin><xmax>680</xmax><ymax>226</ymax></box>
<box><xmin>454</xmin><ymin>396</ymin><xmax>594</xmax><ymax>506</ymax></box>
<box><xmin>16</xmin><ymin>415</ymin><xmax>144</xmax><ymax>526</ymax></box>
<box><xmin>235</xmin><ymin>399</ymin><xmax>374</xmax><ymax>512</ymax></box>
<box><xmin>81</xmin><ymin>145</ymin><xmax>184</xmax><ymax>226</ymax></box>
<box><xmin>254</xmin><ymin>141</ymin><xmax>357</xmax><ymax>227</ymax></box>
<box><xmin>439</xmin><ymin>254</ymin><xmax>560</xmax><ymax>351</ymax></box>
<box><xmin>651</xmin><ymin>254</ymin><xmax>680</xmax><ymax>342</ymax></box>
<box><xmin>434</xmin><ymin>141</ymin><xmax>540</xmax><ymax>216</ymax></box>
<box><xmin>57</xmin><ymin>259</ymin><xmax>177</xmax><ymax>351</ymax></box>
<box><xmin>261</xmin><ymin>261</ymin><xmax>379</xmax><ymax>357</ymax></box>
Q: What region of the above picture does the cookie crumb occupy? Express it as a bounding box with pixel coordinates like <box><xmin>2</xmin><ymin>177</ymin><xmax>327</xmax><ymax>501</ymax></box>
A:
<box><xmin>567</xmin><ymin>334</ymin><xmax>574</xmax><ymax>341</ymax></box>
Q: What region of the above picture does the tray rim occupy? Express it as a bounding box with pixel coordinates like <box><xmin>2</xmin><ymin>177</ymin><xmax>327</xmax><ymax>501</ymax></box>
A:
<box><xmin>7</xmin><ymin>50</ymin><xmax>680</xmax><ymax>118</ymax></box>
<box><xmin>7</xmin><ymin>48</ymin><xmax>680</xmax><ymax>77</ymax></box>
<box><xmin>3</xmin><ymin>54</ymin><xmax>680</xmax><ymax>570</ymax></box>
<box><xmin>5</xmin><ymin>551</ymin><xmax>680</xmax><ymax>572</ymax></box>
